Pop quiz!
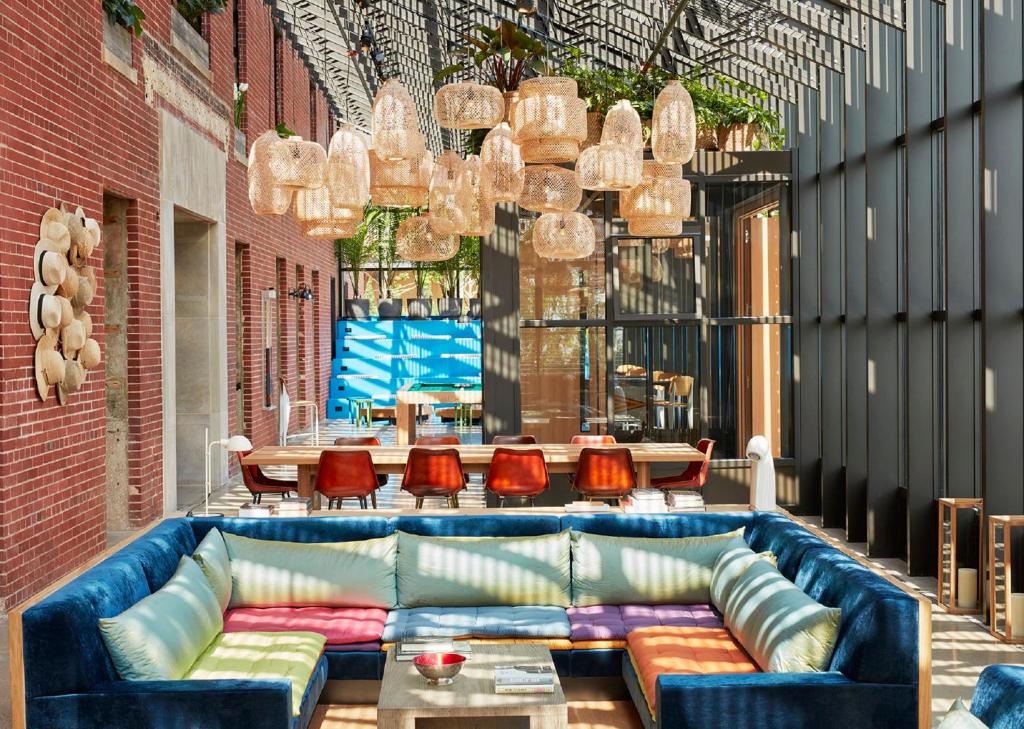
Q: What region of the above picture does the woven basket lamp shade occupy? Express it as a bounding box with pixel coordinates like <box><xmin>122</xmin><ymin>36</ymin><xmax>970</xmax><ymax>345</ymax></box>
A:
<box><xmin>294</xmin><ymin>185</ymin><xmax>363</xmax><ymax>239</ymax></box>
<box><xmin>370</xmin><ymin>148</ymin><xmax>434</xmax><ymax>207</ymax></box>
<box><xmin>519</xmin><ymin>164</ymin><xmax>582</xmax><ymax>213</ymax></box>
<box><xmin>531</xmin><ymin>212</ymin><xmax>596</xmax><ymax>260</ymax></box>
<box><xmin>628</xmin><ymin>217</ymin><xmax>683</xmax><ymax>237</ymax></box>
<box><xmin>372</xmin><ymin>79</ymin><xmax>426</xmax><ymax>161</ymax></box>
<box><xmin>512</xmin><ymin>77</ymin><xmax>587</xmax><ymax>163</ymax></box>
<box><xmin>434</xmin><ymin>82</ymin><xmax>505</xmax><ymax>130</ymax></box>
<box><xmin>267</xmin><ymin>136</ymin><xmax>327</xmax><ymax>190</ymax></box>
<box><xmin>248</xmin><ymin>131</ymin><xmax>294</xmax><ymax>215</ymax></box>
<box><xmin>454</xmin><ymin>155</ymin><xmax>496</xmax><ymax>237</ymax></box>
<box><xmin>576</xmin><ymin>143</ymin><xmax>642</xmax><ymax>191</ymax></box>
<box><xmin>327</xmin><ymin>124</ymin><xmax>371</xmax><ymax>210</ymax></box>
<box><xmin>480</xmin><ymin>123</ymin><xmax>525</xmax><ymax>202</ymax></box>
<box><xmin>601</xmin><ymin>100</ymin><xmax>643</xmax><ymax>150</ymax></box>
<box><xmin>396</xmin><ymin>214</ymin><xmax>460</xmax><ymax>262</ymax></box>
<box><xmin>652</xmin><ymin>80</ymin><xmax>697</xmax><ymax>165</ymax></box>
<box><xmin>428</xmin><ymin>151</ymin><xmax>466</xmax><ymax>235</ymax></box>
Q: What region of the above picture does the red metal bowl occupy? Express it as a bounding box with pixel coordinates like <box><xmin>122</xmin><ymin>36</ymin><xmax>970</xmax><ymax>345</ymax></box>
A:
<box><xmin>412</xmin><ymin>652</ymin><xmax>467</xmax><ymax>684</ymax></box>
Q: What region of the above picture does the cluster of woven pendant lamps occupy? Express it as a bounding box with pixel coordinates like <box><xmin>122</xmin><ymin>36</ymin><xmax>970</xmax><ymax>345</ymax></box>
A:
<box><xmin>247</xmin><ymin>72</ymin><xmax>696</xmax><ymax>262</ymax></box>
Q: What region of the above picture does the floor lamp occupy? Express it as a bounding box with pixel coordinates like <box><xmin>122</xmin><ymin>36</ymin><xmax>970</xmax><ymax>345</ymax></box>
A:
<box><xmin>205</xmin><ymin>428</ymin><xmax>253</xmax><ymax>516</ymax></box>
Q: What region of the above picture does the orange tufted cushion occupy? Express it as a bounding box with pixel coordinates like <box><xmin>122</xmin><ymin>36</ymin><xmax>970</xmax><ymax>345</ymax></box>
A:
<box><xmin>626</xmin><ymin>626</ymin><xmax>760</xmax><ymax>718</ymax></box>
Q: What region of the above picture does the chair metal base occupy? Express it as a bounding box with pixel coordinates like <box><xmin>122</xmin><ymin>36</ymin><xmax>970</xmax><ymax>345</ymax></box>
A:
<box><xmin>413</xmin><ymin>494</ymin><xmax>460</xmax><ymax>509</ymax></box>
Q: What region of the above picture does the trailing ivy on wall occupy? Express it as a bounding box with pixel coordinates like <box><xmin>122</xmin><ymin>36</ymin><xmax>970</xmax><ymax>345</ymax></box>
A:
<box><xmin>176</xmin><ymin>0</ymin><xmax>227</xmax><ymax>31</ymax></box>
<box><xmin>102</xmin><ymin>0</ymin><xmax>146</xmax><ymax>36</ymax></box>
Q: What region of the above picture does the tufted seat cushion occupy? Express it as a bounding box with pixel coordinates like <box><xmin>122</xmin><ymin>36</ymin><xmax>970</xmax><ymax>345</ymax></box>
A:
<box><xmin>567</xmin><ymin>604</ymin><xmax>723</xmax><ymax>642</ymax></box>
<box><xmin>223</xmin><ymin>607</ymin><xmax>388</xmax><ymax>648</ymax></box>
<box><xmin>627</xmin><ymin>626</ymin><xmax>759</xmax><ymax>718</ymax></box>
<box><xmin>381</xmin><ymin>606</ymin><xmax>571</xmax><ymax>642</ymax></box>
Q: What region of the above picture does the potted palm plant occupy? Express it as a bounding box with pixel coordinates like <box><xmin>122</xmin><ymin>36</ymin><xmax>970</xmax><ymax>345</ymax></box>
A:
<box><xmin>334</xmin><ymin>220</ymin><xmax>373</xmax><ymax>320</ymax></box>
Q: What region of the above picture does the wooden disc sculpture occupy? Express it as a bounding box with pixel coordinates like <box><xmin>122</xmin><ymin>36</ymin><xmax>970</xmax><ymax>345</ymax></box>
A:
<box><xmin>518</xmin><ymin>164</ymin><xmax>582</xmax><ymax>213</ymax></box>
<box><xmin>652</xmin><ymin>80</ymin><xmax>697</xmax><ymax>165</ymax></box>
<box><xmin>433</xmin><ymin>82</ymin><xmax>504</xmax><ymax>130</ymax></box>
<box><xmin>511</xmin><ymin>76</ymin><xmax>587</xmax><ymax>163</ymax></box>
<box><xmin>480</xmin><ymin>123</ymin><xmax>525</xmax><ymax>203</ymax></box>
<box><xmin>248</xmin><ymin>131</ymin><xmax>293</xmax><ymax>216</ymax></box>
<box><xmin>369</xmin><ymin>148</ymin><xmax>434</xmax><ymax>208</ymax></box>
<box><xmin>372</xmin><ymin>79</ymin><xmax>426</xmax><ymax>161</ymax></box>
<box><xmin>31</xmin><ymin>206</ymin><xmax>102</xmax><ymax>403</ymax></box>
<box><xmin>531</xmin><ymin>212</ymin><xmax>596</xmax><ymax>260</ymax></box>
<box><xmin>266</xmin><ymin>136</ymin><xmax>327</xmax><ymax>189</ymax></box>
<box><xmin>428</xmin><ymin>151</ymin><xmax>466</xmax><ymax>235</ymax></box>
<box><xmin>396</xmin><ymin>214</ymin><xmax>460</xmax><ymax>262</ymax></box>
<box><xmin>454</xmin><ymin>155</ymin><xmax>496</xmax><ymax>237</ymax></box>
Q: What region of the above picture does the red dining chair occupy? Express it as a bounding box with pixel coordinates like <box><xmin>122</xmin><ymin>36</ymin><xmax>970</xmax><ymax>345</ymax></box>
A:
<box><xmin>415</xmin><ymin>435</ymin><xmax>461</xmax><ymax>446</ymax></box>
<box><xmin>484</xmin><ymin>448</ymin><xmax>550</xmax><ymax>507</ymax></box>
<box><xmin>572</xmin><ymin>447</ymin><xmax>637</xmax><ymax>505</ymax></box>
<box><xmin>651</xmin><ymin>438</ymin><xmax>716</xmax><ymax>494</ymax></box>
<box><xmin>570</xmin><ymin>434</ymin><xmax>618</xmax><ymax>445</ymax></box>
<box><xmin>492</xmin><ymin>434</ymin><xmax>538</xmax><ymax>445</ymax></box>
<box><xmin>315</xmin><ymin>450</ymin><xmax>381</xmax><ymax>510</ymax></box>
<box><xmin>335</xmin><ymin>436</ymin><xmax>389</xmax><ymax>494</ymax></box>
<box><xmin>236</xmin><ymin>451</ymin><xmax>297</xmax><ymax>504</ymax></box>
<box><xmin>401</xmin><ymin>448</ymin><xmax>466</xmax><ymax>509</ymax></box>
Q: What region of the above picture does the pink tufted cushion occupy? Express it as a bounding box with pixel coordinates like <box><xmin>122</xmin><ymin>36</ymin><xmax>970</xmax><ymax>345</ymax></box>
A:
<box><xmin>223</xmin><ymin>606</ymin><xmax>388</xmax><ymax>646</ymax></box>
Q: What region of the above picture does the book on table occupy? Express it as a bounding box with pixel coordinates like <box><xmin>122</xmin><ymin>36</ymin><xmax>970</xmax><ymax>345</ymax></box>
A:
<box><xmin>396</xmin><ymin>638</ymin><xmax>472</xmax><ymax>661</ymax></box>
<box><xmin>493</xmin><ymin>664</ymin><xmax>555</xmax><ymax>693</ymax></box>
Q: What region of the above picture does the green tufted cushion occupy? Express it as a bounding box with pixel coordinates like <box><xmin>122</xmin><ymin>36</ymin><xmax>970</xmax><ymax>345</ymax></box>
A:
<box><xmin>99</xmin><ymin>556</ymin><xmax>223</xmax><ymax>680</ymax></box>
<box><xmin>224</xmin><ymin>532</ymin><xmax>397</xmax><ymax>609</ymax></box>
<box><xmin>397</xmin><ymin>530</ymin><xmax>572</xmax><ymax>608</ymax></box>
<box><xmin>725</xmin><ymin>557</ymin><xmax>841</xmax><ymax>672</ymax></box>
<box><xmin>185</xmin><ymin>631</ymin><xmax>326</xmax><ymax>717</ymax></box>
<box><xmin>192</xmin><ymin>528</ymin><xmax>232</xmax><ymax>612</ymax></box>
<box><xmin>571</xmin><ymin>529</ymin><xmax>747</xmax><ymax>607</ymax></box>
<box><xmin>709</xmin><ymin>543</ymin><xmax>776</xmax><ymax>612</ymax></box>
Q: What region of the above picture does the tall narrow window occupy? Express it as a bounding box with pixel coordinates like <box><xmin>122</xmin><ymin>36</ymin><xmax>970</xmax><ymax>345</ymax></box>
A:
<box><xmin>232</xmin><ymin>0</ymin><xmax>242</xmax><ymax>83</ymax></box>
<box><xmin>273</xmin><ymin>26</ymin><xmax>284</xmax><ymax>126</ymax></box>
<box><xmin>309</xmin><ymin>79</ymin><xmax>318</xmax><ymax>144</ymax></box>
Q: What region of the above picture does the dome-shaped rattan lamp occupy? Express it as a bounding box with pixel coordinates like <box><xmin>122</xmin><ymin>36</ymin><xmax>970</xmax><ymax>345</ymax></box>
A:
<box><xmin>434</xmin><ymin>82</ymin><xmax>505</xmax><ymax>130</ymax></box>
<box><xmin>372</xmin><ymin>79</ymin><xmax>426</xmax><ymax>161</ymax></box>
<box><xmin>627</xmin><ymin>218</ymin><xmax>683</xmax><ymax>237</ymax></box>
<box><xmin>531</xmin><ymin>212</ymin><xmax>596</xmax><ymax>260</ymax></box>
<box><xmin>428</xmin><ymin>151</ymin><xmax>466</xmax><ymax>235</ymax></box>
<box><xmin>396</xmin><ymin>214</ymin><xmax>460</xmax><ymax>262</ymax></box>
<box><xmin>652</xmin><ymin>80</ymin><xmax>697</xmax><ymax>165</ymax></box>
<box><xmin>511</xmin><ymin>77</ymin><xmax>587</xmax><ymax>163</ymax></box>
<box><xmin>621</xmin><ymin>175</ymin><xmax>691</xmax><ymax>219</ymax></box>
<box><xmin>519</xmin><ymin>164</ymin><xmax>582</xmax><ymax>213</ymax></box>
<box><xmin>576</xmin><ymin>142</ymin><xmax>642</xmax><ymax>191</ymax></box>
<box><xmin>370</xmin><ymin>148</ymin><xmax>433</xmax><ymax>207</ymax></box>
<box><xmin>480</xmin><ymin>123</ymin><xmax>525</xmax><ymax>202</ymax></box>
<box><xmin>294</xmin><ymin>185</ymin><xmax>363</xmax><ymax>239</ymax></box>
<box><xmin>248</xmin><ymin>131</ymin><xmax>294</xmax><ymax>216</ymax></box>
<box><xmin>601</xmin><ymin>100</ymin><xmax>643</xmax><ymax>150</ymax></box>
<box><xmin>454</xmin><ymin>155</ymin><xmax>496</xmax><ymax>237</ymax></box>
<box><xmin>267</xmin><ymin>136</ymin><xmax>327</xmax><ymax>190</ymax></box>
<box><xmin>327</xmin><ymin>124</ymin><xmax>371</xmax><ymax>211</ymax></box>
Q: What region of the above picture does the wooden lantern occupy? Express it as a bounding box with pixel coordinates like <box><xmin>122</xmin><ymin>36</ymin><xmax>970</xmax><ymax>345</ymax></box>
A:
<box><xmin>988</xmin><ymin>514</ymin><xmax>1024</xmax><ymax>643</ymax></box>
<box><xmin>937</xmin><ymin>497</ymin><xmax>984</xmax><ymax>615</ymax></box>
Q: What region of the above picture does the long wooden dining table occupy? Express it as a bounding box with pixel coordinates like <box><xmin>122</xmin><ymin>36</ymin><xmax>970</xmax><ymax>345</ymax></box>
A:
<box><xmin>243</xmin><ymin>443</ymin><xmax>703</xmax><ymax>509</ymax></box>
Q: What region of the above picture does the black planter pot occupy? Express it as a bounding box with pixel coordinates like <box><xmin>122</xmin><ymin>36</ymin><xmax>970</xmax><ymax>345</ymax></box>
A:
<box><xmin>377</xmin><ymin>298</ymin><xmax>402</xmax><ymax>319</ymax></box>
<box><xmin>345</xmin><ymin>298</ymin><xmax>371</xmax><ymax>320</ymax></box>
<box><xmin>407</xmin><ymin>298</ymin><xmax>432</xmax><ymax>320</ymax></box>
<box><xmin>468</xmin><ymin>298</ymin><xmax>481</xmax><ymax>320</ymax></box>
<box><xmin>437</xmin><ymin>298</ymin><xmax>462</xmax><ymax>319</ymax></box>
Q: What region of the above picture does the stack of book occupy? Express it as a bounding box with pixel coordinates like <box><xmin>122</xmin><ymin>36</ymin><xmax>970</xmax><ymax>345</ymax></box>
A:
<box><xmin>493</xmin><ymin>664</ymin><xmax>555</xmax><ymax>694</ymax></box>
<box><xmin>668</xmin><ymin>491</ymin><xmax>706</xmax><ymax>512</ymax></box>
<box><xmin>563</xmin><ymin>500</ymin><xmax>611</xmax><ymax>513</ymax></box>
<box><xmin>623</xmin><ymin>488</ymin><xmax>668</xmax><ymax>514</ymax></box>
<box><xmin>239</xmin><ymin>502</ymin><xmax>274</xmax><ymax>517</ymax></box>
<box><xmin>277</xmin><ymin>497</ymin><xmax>312</xmax><ymax>517</ymax></box>
<box><xmin>395</xmin><ymin>639</ymin><xmax>472</xmax><ymax>661</ymax></box>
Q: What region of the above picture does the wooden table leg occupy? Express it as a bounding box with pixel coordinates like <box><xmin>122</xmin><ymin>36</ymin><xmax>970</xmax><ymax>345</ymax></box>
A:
<box><xmin>298</xmin><ymin>464</ymin><xmax>320</xmax><ymax>510</ymax></box>
<box><xmin>635</xmin><ymin>462</ymin><xmax>651</xmax><ymax>488</ymax></box>
<box><xmin>396</xmin><ymin>403</ymin><xmax>414</xmax><ymax>446</ymax></box>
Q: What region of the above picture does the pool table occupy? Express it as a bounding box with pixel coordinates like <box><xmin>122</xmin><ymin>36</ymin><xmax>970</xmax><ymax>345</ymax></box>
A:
<box><xmin>395</xmin><ymin>382</ymin><xmax>483</xmax><ymax>444</ymax></box>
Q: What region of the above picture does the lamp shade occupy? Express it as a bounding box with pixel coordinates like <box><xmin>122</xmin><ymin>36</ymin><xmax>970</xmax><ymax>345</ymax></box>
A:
<box><xmin>531</xmin><ymin>212</ymin><xmax>596</xmax><ymax>260</ymax></box>
<box><xmin>302</xmin><ymin>219</ymin><xmax>361</xmax><ymax>239</ymax></box>
<box><xmin>428</xmin><ymin>150</ymin><xmax>466</xmax><ymax>235</ymax></box>
<box><xmin>454</xmin><ymin>155</ymin><xmax>496</xmax><ymax>237</ymax></box>
<box><xmin>621</xmin><ymin>176</ymin><xmax>691</xmax><ymax>219</ymax></box>
<box><xmin>576</xmin><ymin>143</ymin><xmax>642</xmax><ymax>191</ymax></box>
<box><xmin>266</xmin><ymin>136</ymin><xmax>327</xmax><ymax>190</ymax></box>
<box><xmin>511</xmin><ymin>77</ymin><xmax>587</xmax><ymax>163</ymax></box>
<box><xmin>248</xmin><ymin>131</ymin><xmax>294</xmax><ymax>215</ymax></box>
<box><xmin>327</xmin><ymin>124</ymin><xmax>370</xmax><ymax>210</ymax></box>
<box><xmin>601</xmin><ymin>100</ymin><xmax>643</xmax><ymax>150</ymax></box>
<box><xmin>480</xmin><ymin>123</ymin><xmax>525</xmax><ymax>202</ymax></box>
<box><xmin>226</xmin><ymin>435</ymin><xmax>254</xmax><ymax>452</ymax></box>
<box><xmin>370</xmin><ymin>148</ymin><xmax>433</xmax><ymax>208</ymax></box>
<box><xmin>396</xmin><ymin>214</ymin><xmax>460</xmax><ymax>262</ymax></box>
<box><xmin>372</xmin><ymin>79</ymin><xmax>426</xmax><ymax>161</ymax></box>
<box><xmin>433</xmin><ymin>82</ymin><xmax>505</xmax><ymax>129</ymax></box>
<box><xmin>518</xmin><ymin>164</ymin><xmax>582</xmax><ymax>213</ymax></box>
<box><xmin>652</xmin><ymin>80</ymin><xmax>697</xmax><ymax>165</ymax></box>
<box><xmin>627</xmin><ymin>217</ymin><xmax>683</xmax><ymax>237</ymax></box>
<box><xmin>294</xmin><ymin>185</ymin><xmax>363</xmax><ymax>225</ymax></box>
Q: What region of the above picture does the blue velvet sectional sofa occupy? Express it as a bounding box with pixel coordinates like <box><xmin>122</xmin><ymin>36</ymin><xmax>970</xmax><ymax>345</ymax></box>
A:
<box><xmin>15</xmin><ymin>512</ymin><xmax>926</xmax><ymax>729</ymax></box>
<box><xmin>972</xmin><ymin>665</ymin><xmax>1024</xmax><ymax>729</ymax></box>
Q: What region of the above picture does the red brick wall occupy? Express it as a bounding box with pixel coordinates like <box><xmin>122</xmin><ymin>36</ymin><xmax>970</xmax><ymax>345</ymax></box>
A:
<box><xmin>0</xmin><ymin>0</ymin><xmax>339</xmax><ymax>608</ymax></box>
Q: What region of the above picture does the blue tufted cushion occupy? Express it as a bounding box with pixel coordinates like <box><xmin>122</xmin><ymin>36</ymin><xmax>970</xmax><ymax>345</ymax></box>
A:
<box><xmin>116</xmin><ymin>520</ymin><xmax>198</xmax><ymax>592</ymax></box>
<box><xmin>395</xmin><ymin>514</ymin><xmax>563</xmax><ymax>537</ymax></box>
<box><xmin>381</xmin><ymin>606</ymin><xmax>571</xmax><ymax>642</ymax></box>
<box><xmin>189</xmin><ymin>516</ymin><xmax>394</xmax><ymax>544</ymax></box>
<box><xmin>971</xmin><ymin>665</ymin><xmax>1024</xmax><ymax>729</ymax></box>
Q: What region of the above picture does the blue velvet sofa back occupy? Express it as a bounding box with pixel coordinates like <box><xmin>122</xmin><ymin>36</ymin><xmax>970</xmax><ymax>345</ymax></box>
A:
<box><xmin>20</xmin><ymin>512</ymin><xmax>921</xmax><ymax>722</ymax></box>
<box><xmin>972</xmin><ymin>665</ymin><xmax>1024</xmax><ymax>729</ymax></box>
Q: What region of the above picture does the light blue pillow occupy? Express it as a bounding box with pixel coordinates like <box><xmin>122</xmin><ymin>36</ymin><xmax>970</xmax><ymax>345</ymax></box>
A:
<box><xmin>192</xmin><ymin>528</ymin><xmax>232</xmax><ymax>612</ymax></box>
<box><xmin>937</xmin><ymin>699</ymin><xmax>987</xmax><ymax>729</ymax></box>
<box><xmin>709</xmin><ymin>543</ymin><xmax>775</xmax><ymax>612</ymax></box>
<box><xmin>571</xmin><ymin>529</ymin><xmax>747</xmax><ymax>607</ymax></box>
<box><xmin>724</xmin><ymin>557</ymin><xmax>841</xmax><ymax>673</ymax></box>
<box><xmin>397</xmin><ymin>530</ymin><xmax>572</xmax><ymax>608</ymax></box>
<box><xmin>99</xmin><ymin>556</ymin><xmax>223</xmax><ymax>680</ymax></box>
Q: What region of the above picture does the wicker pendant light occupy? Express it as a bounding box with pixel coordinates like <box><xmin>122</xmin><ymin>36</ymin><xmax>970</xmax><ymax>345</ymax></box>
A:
<box><xmin>531</xmin><ymin>212</ymin><xmax>596</xmax><ymax>260</ymax></box>
<box><xmin>511</xmin><ymin>76</ymin><xmax>587</xmax><ymax>163</ymax></box>
<box><xmin>248</xmin><ymin>131</ymin><xmax>294</xmax><ymax>215</ymax></box>
<box><xmin>652</xmin><ymin>80</ymin><xmax>697</xmax><ymax>165</ymax></box>
<box><xmin>428</xmin><ymin>151</ymin><xmax>466</xmax><ymax>235</ymax></box>
<box><xmin>601</xmin><ymin>100</ymin><xmax>643</xmax><ymax>150</ymax></box>
<box><xmin>326</xmin><ymin>124</ymin><xmax>370</xmax><ymax>210</ymax></box>
<box><xmin>518</xmin><ymin>164</ymin><xmax>582</xmax><ymax>213</ymax></box>
<box><xmin>372</xmin><ymin>79</ymin><xmax>426</xmax><ymax>161</ymax></box>
<box><xmin>396</xmin><ymin>214</ymin><xmax>460</xmax><ymax>262</ymax></box>
<box><xmin>628</xmin><ymin>218</ymin><xmax>683</xmax><ymax>237</ymax></box>
<box><xmin>576</xmin><ymin>143</ymin><xmax>642</xmax><ymax>191</ymax></box>
<box><xmin>455</xmin><ymin>155</ymin><xmax>496</xmax><ymax>237</ymax></box>
<box><xmin>294</xmin><ymin>185</ymin><xmax>363</xmax><ymax>239</ymax></box>
<box><xmin>480</xmin><ymin>123</ymin><xmax>525</xmax><ymax>202</ymax></box>
<box><xmin>267</xmin><ymin>136</ymin><xmax>327</xmax><ymax>190</ymax></box>
<box><xmin>370</xmin><ymin>148</ymin><xmax>433</xmax><ymax>208</ymax></box>
<box><xmin>434</xmin><ymin>82</ymin><xmax>505</xmax><ymax>129</ymax></box>
<box><xmin>302</xmin><ymin>218</ymin><xmax>361</xmax><ymax>239</ymax></box>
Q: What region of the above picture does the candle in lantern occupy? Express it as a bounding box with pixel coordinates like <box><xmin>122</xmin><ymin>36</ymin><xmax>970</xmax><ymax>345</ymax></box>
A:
<box><xmin>1011</xmin><ymin>593</ymin><xmax>1024</xmax><ymax>638</ymax></box>
<box><xmin>957</xmin><ymin>567</ymin><xmax>978</xmax><ymax>609</ymax></box>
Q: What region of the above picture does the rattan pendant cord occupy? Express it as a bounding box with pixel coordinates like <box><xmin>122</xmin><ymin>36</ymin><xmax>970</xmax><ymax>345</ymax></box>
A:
<box><xmin>396</xmin><ymin>214</ymin><xmax>460</xmax><ymax>262</ymax></box>
<box><xmin>511</xmin><ymin>76</ymin><xmax>587</xmax><ymax>163</ymax></box>
<box><xmin>372</xmin><ymin>79</ymin><xmax>426</xmax><ymax>161</ymax></box>
<box><xmin>652</xmin><ymin>80</ymin><xmax>697</xmax><ymax>165</ymax></box>
<box><xmin>531</xmin><ymin>212</ymin><xmax>596</xmax><ymax>260</ymax></box>
<box><xmin>326</xmin><ymin>124</ymin><xmax>371</xmax><ymax>211</ymax></box>
<box><xmin>248</xmin><ymin>131</ymin><xmax>294</xmax><ymax>215</ymax></box>
<box><xmin>266</xmin><ymin>135</ymin><xmax>327</xmax><ymax>190</ymax></box>
<box><xmin>428</xmin><ymin>151</ymin><xmax>466</xmax><ymax>235</ymax></box>
<box><xmin>455</xmin><ymin>155</ymin><xmax>496</xmax><ymax>237</ymax></box>
<box><xmin>370</xmin><ymin>148</ymin><xmax>434</xmax><ymax>208</ymax></box>
<box><xmin>434</xmin><ymin>82</ymin><xmax>505</xmax><ymax>130</ymax></box>
<box><xmin>519</xmin><ymin>164</ymin><xmax>582</xmax><ymax>213</ymax></box>
<box><xmin>480</xmin><ymin>123</ymin><xmax>525</xmax><ymax>202</ymax></box>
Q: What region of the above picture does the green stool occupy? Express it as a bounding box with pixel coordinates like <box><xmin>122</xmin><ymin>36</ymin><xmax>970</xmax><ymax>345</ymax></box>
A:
<box><xmin>454</xmin><ymin>403</ymin><xmax>473</xmax><ymax>428</ymax></box>
<box><xmin>352</xmin><ymin>398</ymin><xmax>374</xmax><ymax>428</ymax></box>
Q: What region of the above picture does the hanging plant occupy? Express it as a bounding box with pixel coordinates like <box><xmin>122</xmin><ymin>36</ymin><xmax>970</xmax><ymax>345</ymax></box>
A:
<box><xmin>102</xmin><ymin>0</ymin><xmax>146</xmax><ymax>36</ymax></box>
<box><xmin>176</xmin><ymin>0</ymin><xmax>227</xmax><ymax>31</ymax></box>
<box><xmin>434</xmin><ymin>20</ymin><xmax>553</xmax><ymax>93</ymax></box>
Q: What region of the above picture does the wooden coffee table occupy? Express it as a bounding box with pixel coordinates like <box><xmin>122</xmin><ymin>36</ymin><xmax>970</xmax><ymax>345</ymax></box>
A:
<box><xmin>377</xmin><ymin>644</ymin><xmax>568</xmax><ymax>729</ymax></box>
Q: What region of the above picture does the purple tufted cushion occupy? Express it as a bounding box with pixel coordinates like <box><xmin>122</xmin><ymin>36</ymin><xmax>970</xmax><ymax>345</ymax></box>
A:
<box><xmin>567</xmin><ymin>603</ymin><xmax>724</xmax><ymax>641</ymax></box>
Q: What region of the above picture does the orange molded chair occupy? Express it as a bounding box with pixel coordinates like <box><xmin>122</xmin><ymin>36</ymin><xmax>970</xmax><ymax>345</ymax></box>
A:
<box><xmin>236</xmin><ymin>451</ymin><xmax>297</xmax><ymax>504</ymax></box>
<box><xmin>492</xmin><ymin>434</ymin><xmax>538</xmax><ymax>445</ymax></box>
<box><xmin>572</xmin><ymin>447</ymin><xmax>637</xmax><ymax>504</ymax></box>
<box><xmin>485</xmin><ymin>448</ymin><xmax>550</xmax><ymax>507</ymax></box>
<box><xmin>315</xmin><ymin>450</ymin><xmax>381</xmax><ymax>509</ymax></box>
<box><xmin>570</xmin><ymin>434</ymin><xmax>617</xmax><ymax>445</ymax></box>
<box><xmin>415</xmin><ymin>435</ymin><xmax>461</xmax><ymax>446</ymax></box>
<box><xmin>401</xmin><ymin>447</ymin><xmax>466</xmax><ymax>508</ymax></box>
<box><xmin>335</xmin><ymin>436</ymin><xmax>389</xmax><ymax>490</ymax></box>
<box><xmin>651</xmin><ymin>438</ymin><xmax>716</xmax><ymax>492</ymax></box>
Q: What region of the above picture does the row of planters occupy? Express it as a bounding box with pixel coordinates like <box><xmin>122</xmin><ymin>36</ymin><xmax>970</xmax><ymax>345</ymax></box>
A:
<box><xmin>346</xmin><ymin>297</ymin><xmax>482</xmax><ymax>321</ymax></box>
